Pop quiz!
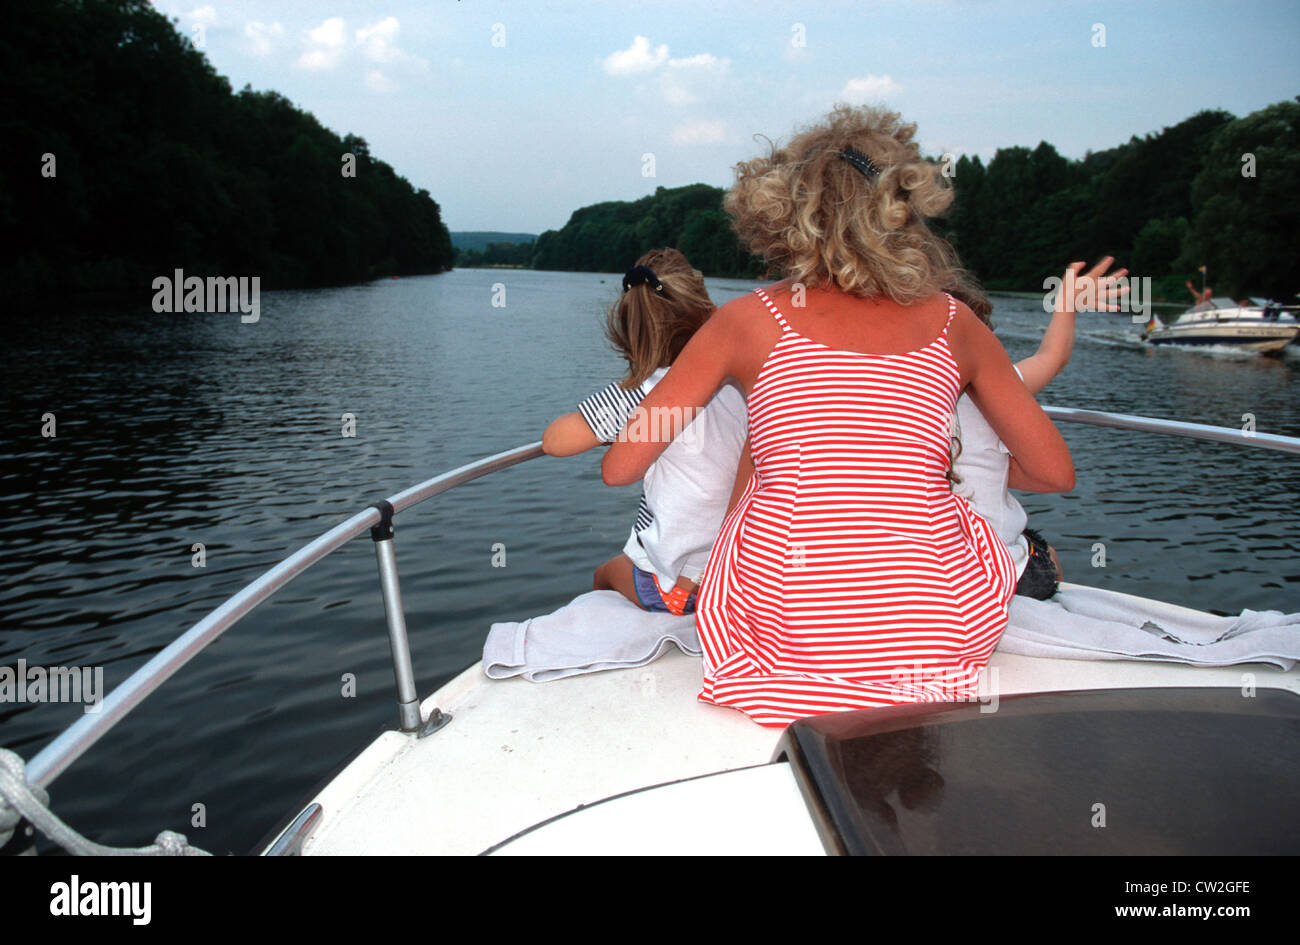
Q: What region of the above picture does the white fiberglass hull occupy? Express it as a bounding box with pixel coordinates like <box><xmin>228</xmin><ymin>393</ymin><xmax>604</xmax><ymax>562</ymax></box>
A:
<box><xmin>1144</xmin><ymin>305</ymin><xmax>1300</xmax><ymax>352</ymax></box>
<box><xmin>265</xmin><ymin>584</ymin><xmax>1300</xmax><ymax>857</ymax></box>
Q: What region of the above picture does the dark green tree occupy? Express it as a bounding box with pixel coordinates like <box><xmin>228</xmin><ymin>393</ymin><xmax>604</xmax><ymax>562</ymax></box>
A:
<box><xmin>0</xmin><ymin>0</ymin><xmax>456</xmax><ymax>302</ymax></box>
<box><xmin>1184</xmin><ymin>101</ymin><xmax>1300</xmax><ymax>299</ymax></box>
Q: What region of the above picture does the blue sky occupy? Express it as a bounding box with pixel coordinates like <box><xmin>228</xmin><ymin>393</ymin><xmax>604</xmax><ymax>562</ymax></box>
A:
<box><xmin>152</xmin><ymin>0</ymin><xmax>1300</xmax><ymax>234</ymax></box>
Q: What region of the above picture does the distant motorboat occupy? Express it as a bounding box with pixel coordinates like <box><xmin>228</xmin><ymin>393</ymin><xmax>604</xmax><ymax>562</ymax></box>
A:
<box><xmin>1142</xmin><ymin>296</ymin><xmax>1299</xmax><ymax>353</ymax></box>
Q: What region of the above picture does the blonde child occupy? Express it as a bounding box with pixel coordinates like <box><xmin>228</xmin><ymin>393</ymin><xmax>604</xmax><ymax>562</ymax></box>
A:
<box><xmin>543</xmin><ymin>248</ymin><xmax>747</xmax><ymax>615</ymax></box>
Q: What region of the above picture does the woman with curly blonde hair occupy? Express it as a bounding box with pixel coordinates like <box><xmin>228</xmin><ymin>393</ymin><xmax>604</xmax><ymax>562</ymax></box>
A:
<box><xmin>603</xmin><ymin>105</ymin><xmax>1075</xmax><ymax>727</ymax></box>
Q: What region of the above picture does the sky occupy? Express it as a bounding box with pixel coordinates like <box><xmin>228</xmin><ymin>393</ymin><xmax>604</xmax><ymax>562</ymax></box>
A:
<box><xmin>150</xmin><ymin>0</ymin><xmax>1300</xmax><ymax>234</ymax></box>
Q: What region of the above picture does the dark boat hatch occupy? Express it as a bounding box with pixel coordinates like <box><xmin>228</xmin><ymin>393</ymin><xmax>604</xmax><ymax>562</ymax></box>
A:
<box><xmin>774</xmin><ymin>687</ymin><xmax>1300</xmax><ymax>855</ymax></box>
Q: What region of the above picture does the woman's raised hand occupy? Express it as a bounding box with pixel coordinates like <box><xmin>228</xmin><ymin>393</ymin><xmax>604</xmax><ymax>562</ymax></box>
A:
<box><xmin>1057</xmin><ymin>257</ymin><xmax>1129</xmax><ymax>313</ymax></box>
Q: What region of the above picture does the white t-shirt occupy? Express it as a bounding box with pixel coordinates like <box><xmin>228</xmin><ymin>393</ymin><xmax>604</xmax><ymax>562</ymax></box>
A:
<box><xmin>949</xmin><ymin>372</ymin><xmax>1031</xmax><ymax>578</ymax></box>
<box><xmin>577</xmin><ymin>368</ymin><xmax>748</xmax><ymax>586</ymax></box>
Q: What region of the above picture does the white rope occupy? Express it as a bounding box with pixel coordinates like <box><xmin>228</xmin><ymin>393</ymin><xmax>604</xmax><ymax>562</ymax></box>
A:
<box><xmin>0</xmin><ymin>748</ymin><xmax>211</xmax><ymax>856</ymax></box>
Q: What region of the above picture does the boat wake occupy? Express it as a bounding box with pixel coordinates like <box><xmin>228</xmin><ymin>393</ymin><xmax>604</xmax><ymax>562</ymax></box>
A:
<box><xmin>995</xmin><ymin>325</ymin><xmax>1147</xmax><ymax>350</ymax></box>
<box><xmin>1077</xmin><ymin>328</ymin><xmax>1147</xmax><ymax>349</ymax></box>
<box><xmin>1150</xmin><ymin>341</ymin><xmax>1276</xmax><ymax>360</ymax></box>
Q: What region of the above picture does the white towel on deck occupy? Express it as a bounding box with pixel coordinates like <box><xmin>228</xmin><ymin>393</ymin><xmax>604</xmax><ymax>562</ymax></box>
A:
<box><xmin>1000</xmin><ymin>585</ymin><xmax>1300</xmax><ymax>670</ymax></box>
<box><xmin>483</xmin><ymin>590</ymin><xmax>701</xmax><ymax>682</ymax></box>
<box><xmin>484</xmin><ymin>585</ymin><xmax>1298</xmax><ymax>682</ymax></box>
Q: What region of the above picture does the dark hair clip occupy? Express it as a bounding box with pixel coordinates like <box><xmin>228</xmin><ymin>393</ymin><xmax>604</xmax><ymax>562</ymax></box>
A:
<box><xmin>839</xmin><ymin>147</ymin><xmax>881</xmax><ymax>179</ymax></box>
<box><xmin>622</xmin><ymin>264</ymin><xmax>667</xmax><ymax>294</ymax></box>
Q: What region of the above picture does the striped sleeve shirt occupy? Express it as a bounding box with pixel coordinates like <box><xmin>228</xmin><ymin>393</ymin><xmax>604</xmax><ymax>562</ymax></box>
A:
<box><xmin>577</xmin><ymin>380</ymin><xmax>654</xmax><ymax>533</ymax></box>
<box><xmin>576</xmin><ymin>381</ymin><xmax>644</xmax><ymax>444</ymax></box>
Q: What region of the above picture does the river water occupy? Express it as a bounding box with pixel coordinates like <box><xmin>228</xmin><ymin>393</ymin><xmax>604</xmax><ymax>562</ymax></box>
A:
<box><xmin>2</xmin><ymin>268</ymin><xmax>1297</xmax><ymax>853</ymax></box>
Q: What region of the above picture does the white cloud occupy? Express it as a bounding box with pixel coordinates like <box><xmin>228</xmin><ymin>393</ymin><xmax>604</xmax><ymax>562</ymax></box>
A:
<box><xmin>660</xmin><ymin>52</ymin><xmax>729</xmax><ymax>105</ymax></box>
<box><xmin>364</xmin><ymin>70</ymin><xmax>397</xmax><ymax>93</ymax></box>
<box><xmin>308</xmin><ymin>17</ymin><xmax>347</xmax><ymax>48</ymax></box>
<box><xmin>602</xmin><ymin>36</ymin><xmax>669</xmax><ymax>75</ymax></box>
<box><xmin>667</xmin><ymin>53</ymin><xmax>728</xmax><ymax>72</ymax></box>
<box><xmin>244</xmin><ymin>21</ymin><xmax>284</xmax><ymax>58</ymax></box>
<box><xmin>357</xmin><ymin>16</ymin><xmax>401</xmax><ymax>63</ymax></box>
<box><xmin>188</xmin><ymin>5</ymin><xmax>216</xmax><ymax>27</ymax></box>
<box><xmin>292</xmin><ymin>16</ymin><xmax>425</xmax><ymax>79</ymax></box>
<box><xmin>672</xmin><ymin>120</ymin><xmax>726</xmax><ymax>145</ymax></box>
<box><xmin>298</xmin><ymin>17</ymin><xmax>347</xmax><ymax>70</ymax></box>
<box><xmin>840</xmin><ymin>75</ymin><xmax>902</xmax><ymax>102</ymax></box>
<box><xmin>603</xmin><ymin>38</ymin><xmax>728</xmax><ymax>105</ymax></box>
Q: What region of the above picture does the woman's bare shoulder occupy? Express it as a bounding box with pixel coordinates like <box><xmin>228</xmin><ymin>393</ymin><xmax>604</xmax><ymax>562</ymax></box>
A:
<box><xmin>945</xmin><ymin>294</ymin><xmax>988</xmax><ymax>343</ymax></box>
<box><xmin>702</xmin><ymin>284</ymin><xmax>784</xmax><ymax>387</ymax></box>
<box><xmin>710</xmin><ymin>286</ymin><xmax>772</xmax><ymax>331</ymax></box>
<box><xmin>945</xmin><ymin>295</ymin><xmax>1004</xmax><ymax>384</ymax></box>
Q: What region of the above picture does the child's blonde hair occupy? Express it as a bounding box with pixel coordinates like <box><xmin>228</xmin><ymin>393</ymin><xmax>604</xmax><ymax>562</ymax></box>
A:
<box><xmin>605</xmin><ymin>247</ymin><xmax>713</xmax><ymax>389</ymax></box>
<box><xmin>726</xmin><ymin>104</ymin><xmax>988</xmax><ymax>314</ymax></box>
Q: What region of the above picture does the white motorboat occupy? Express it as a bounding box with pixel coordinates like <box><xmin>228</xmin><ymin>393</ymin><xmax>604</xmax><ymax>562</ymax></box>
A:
<box><xmin>5</xmin><ymin>409</ymin><xmax>1300</xmax><ymax>857</ymax></box>
<box><xmin>1142</xmin><ymin>297</ymin><xmax>1299</xmax><ymax>352</ymax></box>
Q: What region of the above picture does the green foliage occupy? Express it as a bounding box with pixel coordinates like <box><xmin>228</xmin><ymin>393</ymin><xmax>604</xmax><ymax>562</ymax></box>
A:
<box><xmin>458</xmin><ymin>241</ymin><xmax>535</xmax><ymax>268</ymax></box>
<box><xmin>945</xmin><ymin>105</ymin><xmax>1297</xmax><ymax>298</ymax></box>
<box><xmin>955</xmin><ymin>141</ymin><xmax>1090</xmax><ymax>289</ymax></box>
<box><xmin>679</xmin><ymin>209</ymin><xmax>763</xmax><ymax>278</ymax></box>
<box><xmin>530</xmin><ymin>184</ymin><xmax>763</xmax><ymax>277</ymax></box>
<box><xmin>1184</xmin><ymin>101</ymin><xmax>1300</xmax><ymax>299</ymax></box>
<box><xmin>450</xmin><ymin>232</ymin><xmax>538</xmax><ymax>252</ymax></box>
<box><xmin>1131</xmin><ymin>217</ymin><xmax>1190</xmax><ymax>283</ymax></box>
<box><xmin>0</xmin><ymin>0</ymin><xmax>454</xmax><ymax>300</ymax></box>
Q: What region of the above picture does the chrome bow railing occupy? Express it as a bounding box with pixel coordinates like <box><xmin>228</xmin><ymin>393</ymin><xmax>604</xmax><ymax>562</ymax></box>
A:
<box><xmin>25</xmin><ymin>441</ymin><xmax>546</xmax><ymax>789</ymax></box>
<box><xmin>1042</xmin><ymin>407</ymin><xmax>1300</xmax><ymax>455</ymax></box>
<box><xmin>21</xmin><ymin>409</ymin><xmax>1300</xmax><ymax>790</ymax></box>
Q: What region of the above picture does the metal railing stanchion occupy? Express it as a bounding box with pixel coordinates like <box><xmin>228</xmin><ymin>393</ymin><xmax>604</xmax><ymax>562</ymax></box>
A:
<box><xmin>369</xmin><ymin>500</ymin><xmax>446</xmax><ymax>735</ymax></box>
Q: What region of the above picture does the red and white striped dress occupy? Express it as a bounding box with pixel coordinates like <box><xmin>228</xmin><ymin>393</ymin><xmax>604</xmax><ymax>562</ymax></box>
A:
<box><xmin>695</xmin><ymin>288</ymin><xmax>1017</xmax><ymax>727</ymax></box>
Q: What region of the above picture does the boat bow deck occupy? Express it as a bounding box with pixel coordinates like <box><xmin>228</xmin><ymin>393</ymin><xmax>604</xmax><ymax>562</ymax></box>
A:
<box><xmin>295</xmin><ymin>600</ymin><xmax>1300</xmax><ymax>855</ymax></box>
<box><xmin>300</xmin><ymin>649</ymin><xmax>774</xmax><ymax>855</ymax></box>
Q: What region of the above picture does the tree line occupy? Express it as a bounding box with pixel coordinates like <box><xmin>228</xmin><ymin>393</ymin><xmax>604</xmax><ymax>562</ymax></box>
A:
<box><xmin>6</xmin><ymin>0</ymin><xmax>1292</xmax><ymax>305</ymax></box>
<box><xmin>2</xmin><ymin>0</ymin><xmax>456</xmax><ymax>303</ymax></box>
<box><xmin>945</xmin><ymin>101</ymin><xmax>1299</xmax><ymax>301</ymax></box>
<box><xmin>531</xmin><ymin>183</ymin><xmax>765</xmax><ymax>280</ymax></box>
<box><xmin>456</xmin><ymin>242</ymin><xmax>535</xmax><ymax>268</ymax></box>
<box><xmin>471</xmin><ymin>100</ymin><xmax>1298</xmax><ymax>302</ymax></box>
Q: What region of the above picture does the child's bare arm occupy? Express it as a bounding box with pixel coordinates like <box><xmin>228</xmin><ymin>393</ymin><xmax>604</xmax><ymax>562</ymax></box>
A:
<box><xmin>542</xmin><ymin>412</ymin><xmax>602</xmax><ymax>456</ymax></box>
<box><xmin>1016</xmin><ymin>258</ymin><xmax>1127</xmax><ymax>395</ymax></box>
<box><xmin>1015</xmin><ymin>300</ymin><xmax>1076</xmax><ymax>396</ymax></box>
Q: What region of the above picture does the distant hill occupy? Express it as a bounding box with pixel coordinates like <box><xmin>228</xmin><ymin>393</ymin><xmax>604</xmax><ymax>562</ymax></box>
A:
<box><xmin>531</xmin><ymin>184</ymin><xmax>763</xmax><ymax>279</ymax></box>
<box><xmin>450</xmin><ymin>232</ymin><xmax>538</xmax><ymax>252</ymax></box>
